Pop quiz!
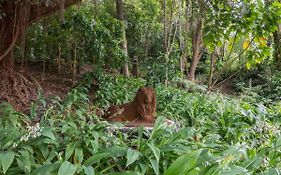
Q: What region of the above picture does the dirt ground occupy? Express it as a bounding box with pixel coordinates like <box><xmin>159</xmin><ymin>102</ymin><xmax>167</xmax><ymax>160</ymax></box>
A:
<box><xmin>20</xmin><ymin>63</ymin><xmax>236</xmax><ymax>96</ymax></box>
<box><xmin>15</xmin><ymin>62</ymin><xmax>74</xmax><ymax>102</ymax></box>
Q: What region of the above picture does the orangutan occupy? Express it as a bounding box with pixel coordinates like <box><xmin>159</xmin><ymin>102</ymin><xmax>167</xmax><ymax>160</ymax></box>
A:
<box><xmin>104</xmin><ymin>87</ymin><xmax>156</xmax><ymax>126</ymax></box>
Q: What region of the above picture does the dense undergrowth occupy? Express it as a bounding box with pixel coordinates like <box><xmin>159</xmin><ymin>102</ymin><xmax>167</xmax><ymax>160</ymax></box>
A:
<box><xmin>1</xmin><ymin>73</ymin><xmax>281</xmax><ymax>175</ymax></box>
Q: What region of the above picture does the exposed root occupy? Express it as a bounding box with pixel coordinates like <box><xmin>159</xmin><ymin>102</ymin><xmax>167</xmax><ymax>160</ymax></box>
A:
<box><xmin>0</xmin><ymin>69</ymin><xmax>38</xmax><ymax>112</ymax></box>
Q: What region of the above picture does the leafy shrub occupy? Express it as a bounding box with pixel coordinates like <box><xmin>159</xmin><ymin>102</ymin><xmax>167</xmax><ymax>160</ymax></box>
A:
<box><xmin>94</xmin><ymin>73</ymin><xmax>145</xmax><ymax>108</ymax></box>
<box><xmin>235</xmin><ymin>70</ymin><xmax>281</xmax><ymax>103</ymax></box>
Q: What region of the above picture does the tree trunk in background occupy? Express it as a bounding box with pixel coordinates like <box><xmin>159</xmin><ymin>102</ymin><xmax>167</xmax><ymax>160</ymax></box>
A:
<box><xmin>162</xmin><ymin>0</ymin><xmax>178</xmax><ymax>85</ymax></box>
<box><xmin>184</xmin><ymin>0</ymin><xmax>191</xmax><ymax>78</ymax></box>
<box><xmin>72</xmin><ymin>42</ymin><xmax>77</xmax><ymax>84</ymax></box>
<box><xmin>188</xmin><ymin>20</ymin><xmax>202</xmax><ymax>81</ymax></box>
<box><xmin>207</xmin><ymin>51</ymin><xmax>216</xmax><ymax>90</ymax></box>
<box><xmin>116</xmin><ymin>0</ymin><xmax>130</xmax><ymax>76</ymax></box>
<box><xmin>0</xmin><ymin>0</ymin><xmax>81</xmax><ymax>111</ymax></box>
<box><xmin>132</xmin><ymin>56</ymin><xmax>139</xmax><ymax>77</ymax></box>
<box><xmin>0</xmin><ymin>1</ymin><xmax>31</xmax><ymax>110</ymax></box>
<box><xmin>179</xmin><ymin>0</ymin><xmax>189</xmax><ymax>78</ymax></box>
<box><xmin>273</xmin><ymin>24</ymin><xmax>281</xmax><ymax>70</ymax></box>
<box><xmin>162</xmin><ymin>0</ymin><xmax>168</xmax><ymax>85</ymax></box>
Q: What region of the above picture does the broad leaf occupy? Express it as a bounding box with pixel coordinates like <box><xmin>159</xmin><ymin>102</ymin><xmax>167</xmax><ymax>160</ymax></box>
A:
<box><xmin>84</xmin><ymin>166</ymin><xmax>95</xmax><ymax>175</ymax></box>
<box><xmin>65</xmin><ymin>142</ymin><xmax>76</xmax><ymax>161</ymax></box>
<box><xmin>126</xmin><ymin>148</ymin><xmax>140</xmax><ymax>167</ymax></box>
<box><xmin>41</xmin><ymin>128</ymin><xmax>56</xmax><ymax>140</ymax></box>
<box><xmin>74</xmin><ymin>148</ymin><xmax>83</xmax><ymax>164</ymax></box>
<box><xmin>84</xmin><ymin>153</ymin><xmax>109</xmax><ymax>166</ymax></box>
<box><xmin>0</xmin><ymin>151</ymin><xmax>15</xmax><ymax>174</ymax></box>
<box><xmin>58</xmin><ymin>161</ymin><xmax>77</xmax><ymax>175</ymax></box>
<box><xmin>164</xmin><ymin>149</ymin><xmax>202</xmax><ymax>175</ymax></box>
<box><xmin>31</xmin><ymin>162</ymin><xmax>61</xmax><ymax>175</ymax></box>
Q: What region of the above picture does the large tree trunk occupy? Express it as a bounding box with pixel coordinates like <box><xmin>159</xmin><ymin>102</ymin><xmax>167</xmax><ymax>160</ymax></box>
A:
<box><xmin>116</xmin><ymin>0</ymin><xmax>130</xmax><ymax>77</ymax></box>
<box><xmin>0</xmin><ymin>1</ymin><xmax>30</xmax><ymax>110</ymax></box>
<box><xmin>0</xmin><ymin>0</ymin><xmax>81</xmax><ymax>111</ymax></box>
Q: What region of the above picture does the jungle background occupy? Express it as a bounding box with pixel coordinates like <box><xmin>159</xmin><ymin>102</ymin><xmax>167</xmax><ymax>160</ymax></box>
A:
<box><xmin>1</xmin><ymin>0</ymin><xmax>281</xmax><ymax>174</ymax></box>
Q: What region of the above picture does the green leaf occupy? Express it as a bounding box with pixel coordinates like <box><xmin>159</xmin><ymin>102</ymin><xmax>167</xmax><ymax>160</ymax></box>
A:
<box><xmin>150</xmin><ymin>158</ymin><xmax>159</xmax><ymax>175</ymax></box>
<box><xmin>62</xmin><ymin>123</ymin><xmax>70</xmax><ymax>133</ymax></box>
<box><xmin>204</xmin><ymin>166</ymin><xmax>222</xmax><ymax>175</ymax></box>
<box><xmin>65</xmin><ymin>142</ymin><xmax>76</xmax><ymax>161</ymax></box>
<box><xmin>31</xmin><ymin>162</ymin><xmax>61</xmax><ymax>175</ymax></box>
<box><xmin>17</xmin><ymin>150</ymin><xmax>31</xmax><ymax>173</ymax></box>
<box><xmin>58</xmin><ymin>161</ymin><xmax>77</xmax><ymax>175</ymax></box>
<box><xmin>84</xmin><ymin>153</ymin><xmax>110</xmax><ymax>166</ymax></box>
<box><xmin>102</xmin><ymin>146</ymin><xmax>127</xmax><ymax>157</ymax></box>
<box><xmin>108</xmin><ymin>171</ymin><xmax>140</xmax><ymax>175</ymax></box>
<box><xmin>42</xmin><ymin>128</ymin><xmax>56</xmax><ymax>140</ymax></box>
<box><xmin>74</xmin><ymin>148</ymin><xmax>83</xmax><ymax>164</ymax></box>
<box><xmin>147</xmin><ymin>143</ymin><xmax>160</xmax><ymax>163</ymax></box>
<box><xmin>221</xmin><ymin>165</ymin><xmax>249</xmax><ymax>175</ymax></box>
<box><xmin>126</xmin><ymin>148</ymin><xmax>140</xmax><ymax>167</ymax></box>
<box><xmin>84</xmin><ymin>166</ymin><xmax>95</xmax><ymax>175</ymax></box>
<box><xmin>260</xmin><ymin>168</ymin><xmax>281</xmax><ymax>175</ymax></box>
<box><xmin>246</xmin><ymin>62</ymin><xmax>251</xmax><ymax>70</ymax></box>
<box><xmin>164</xmin><ymin>149</ymin><xmax>202</xmax><ymax>175</ymax></box>
<box><xmin>0</xmin><ymin>151</ymin><xmax>15</xmax><ymax>174</ymax></box>
<box><xmin>38</xmin><ymin>144</ymin><xmax>49</xmax><ymax>159</ymax></box>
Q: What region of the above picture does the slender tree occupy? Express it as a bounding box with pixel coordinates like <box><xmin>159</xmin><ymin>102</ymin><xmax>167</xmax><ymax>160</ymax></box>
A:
<box><xmin>273</xmin><ymin>24</ymin><xmax>281</xmax><ymax>70</ymax></box>
<box><xmin>116</xmin><ymin>0</ymin><xmax>130</xmax><ymax>76</ymax></box>
<box><xmin>187</xmin><ymin>0</ymin><xmax>204</xmax><ymax>81</ymax></box>
<box><xmin>188</xmin><ymin>19</ymin><xmax>203</xmax><ymax>81</ymax></box>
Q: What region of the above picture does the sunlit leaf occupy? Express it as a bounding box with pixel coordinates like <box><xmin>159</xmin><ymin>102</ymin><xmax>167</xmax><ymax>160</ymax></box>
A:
<box><xmin>246</xmin><ymin>62</ymin><xmax>251</xmax><ymax>70</ymax></box>
<box><xmin>243</xmin><ymin>40</ymin><xmax>250</xmax><ymax>49</ymax></box>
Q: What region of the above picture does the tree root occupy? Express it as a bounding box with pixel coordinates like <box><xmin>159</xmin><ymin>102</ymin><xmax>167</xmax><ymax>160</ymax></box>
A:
<box><xmin>0</xmin><ymin>69</ymin><xmax>38</xmax><ymax>112</ymax></box>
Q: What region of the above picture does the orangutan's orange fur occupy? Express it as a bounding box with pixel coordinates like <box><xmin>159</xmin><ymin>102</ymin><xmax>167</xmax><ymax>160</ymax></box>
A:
<box><xmin>105</xmin><ymin>87</ymin><xmax>156</xmax><ymax>126</ymax></box>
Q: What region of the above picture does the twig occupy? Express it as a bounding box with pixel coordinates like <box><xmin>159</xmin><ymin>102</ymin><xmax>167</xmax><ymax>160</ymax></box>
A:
<box><xmin>212</xmin><ymin>36</ymin><xmax>255</xmax><ymax>87</ymax></box>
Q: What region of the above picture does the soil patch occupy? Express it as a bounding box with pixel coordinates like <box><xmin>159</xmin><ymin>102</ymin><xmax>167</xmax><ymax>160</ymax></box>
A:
<box><xmin>13</xmin><ymin>62</ymin><xmax>74</xmax><ymax>111</ymax></box>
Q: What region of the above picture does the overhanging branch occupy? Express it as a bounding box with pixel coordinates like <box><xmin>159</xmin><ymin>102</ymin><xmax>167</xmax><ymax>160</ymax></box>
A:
<box><xmin>29</xmin><ymin>0</ymin><xmax>81</xmax><ymax>24</ymax></box>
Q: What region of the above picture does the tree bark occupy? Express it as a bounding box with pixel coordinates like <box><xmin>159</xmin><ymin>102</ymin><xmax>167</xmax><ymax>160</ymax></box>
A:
<box><xmin>132</xmin><ymin>56</ymin><xmax>139</xmax><ymax>77</ymax></box>
<box><xmin>179</xmin><ymin>0</ymin><xmax>187</xmax><ymax>78</ymax></box>
<box><xmin>207</xmin><ymin>51</ymin><xmax>216</xmax><ymax>90</ymax></box>
<box><xmin>188</xmin><ymin>20</ymin><xmax>203</xmax><ymax>81</ymax></box>
<box><xmin>29</xmin><ymin>0</ymin><xmax>81</xmax><ymax>23</ymax></box>
<box><xmin>116</xmin><ymin>0</ymin><xmax>130</xmax><ymax>77</ymax></box>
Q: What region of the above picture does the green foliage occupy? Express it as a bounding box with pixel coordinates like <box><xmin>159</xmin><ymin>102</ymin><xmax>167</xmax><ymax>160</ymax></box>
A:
<box><xmin>1</xmin><ymin>74</ymin><xmax>281</xmax><ymax>174</ymax></box>
<box><xmin>5</xmin><ymin>0</ymin><xmax>281</xmax><ymax>174</ymax></box>
<box><xmin>235</xmin><ymin>69</ymin><xmax>281</xmax><ymax>102</ymax></box>
<box><xmin>25</xmin><ymin>1</ymin><xmax>124</xmax><ymax>69</ymax></box>
<box><xmin>94</xmin><ymin>72</ymin><xmax>146</xmax><ymax>107</ymax></box>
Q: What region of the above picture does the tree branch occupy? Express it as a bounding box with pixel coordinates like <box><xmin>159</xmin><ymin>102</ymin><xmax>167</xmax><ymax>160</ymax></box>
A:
<box><xmin>29</xmin><ymin>0</ymin><xmax>81</xmax><ymax>24</ymax></box>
